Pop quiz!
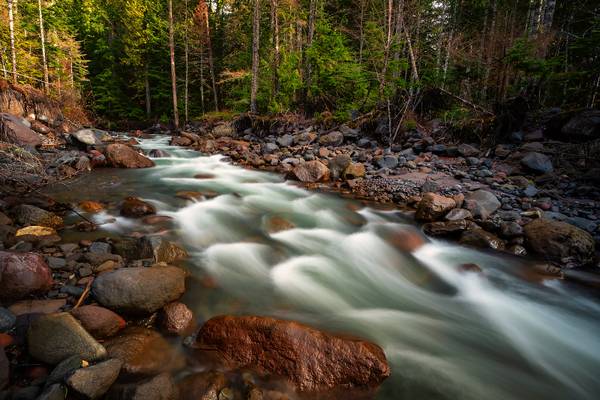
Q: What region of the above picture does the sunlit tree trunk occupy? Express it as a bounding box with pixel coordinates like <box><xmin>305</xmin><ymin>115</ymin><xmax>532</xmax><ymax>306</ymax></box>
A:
<box><xmin>8</xmin><ymin>0</ymin><xmax>17</xmax><ymax>84</ymax></box>
<box><xmin>168</xmin><ymin>0</ymin><xmax>180</xmax><ymax>129</ymax></box>
<box><xmin>250</xmin><ymin>0</ymin><xmax>261</xmax><ymax>113</ymax></box>
<box><xmin>37</xmin><ymin>0</ymin><xmax>49</xmax><ymax>93</ymax></box>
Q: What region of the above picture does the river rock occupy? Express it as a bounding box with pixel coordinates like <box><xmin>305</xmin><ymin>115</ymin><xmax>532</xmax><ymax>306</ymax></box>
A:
<box><xmin>375</xmin><ymin>155</ymin><xmax>399</xmax><ymax>169</ymax></box>
<box><xmin>79</xmin><ymin>201</ymin><xmax>104</xmax><ymax>213</ymax></box>
<box><xmin>212</xmin><ymin>123</ymin><xmax>235</xmax><ymax>137</ymax></box>
<box><xmin>0</xmin><ymin>307</ymin><xmax>16</xmax><ymax>332</ymax></box>
<box><xmin>27</xmin><ymin>313</ymin><xmax>107</xmax><ymax>364</ymax></box>
<box><xmin>464</xmin><ymin>190</ymin><xmax>501</xmax><ymax>220</ymax></box>
<box><xmin>71</xmin><ymin>305</ymin><xmax>126</xmax><ymax>339</ymax></box>
<box><xmin>329</xmin><ymin>154</ymin><xmax>351</xmax><ymax>180</ymax></box>
<box><xmin>110</xmin><ymin>372</ymin><xmax>177</xmax><ymax>400</ymax></box>
<box><xmin>148</xmin><ymin>149</ymin><xmax>169</xmax><ymax>158</ymax></box>
<box><xmin>178</xmin><ymin>371</ymin><xmax>226</xmax><ymax>400</ymax></box>
<box><xmin>343</xmin><ymin>162</ymin><xmax>366</xmax><ymax>179</ymax></box>
<box><xmin>71</xmin><ymin>129</ymin><xmax>102</xmax><ymax>146</ymax></box>
<box><xmin>159</xmin><ymin>302</ymin><xmax>194</xmax><ymax>336</ymax></box>
<box><xmin>319</xmin><ymin>131</ymin><xmax>344</xmax><ymax>147</ymax></box>
<box><xmin>47</xmin><ymin>355</ymin><xmax>86</xmax><ymax>385</ymax></box>
<box><xmin>0</xmin><ymin>113</ymin><xmax>43</xmax><ymax>147</ymax></box>
<box><xmin>67</xmin><ymin>359</ymin><xmax>122</xmax><ymax>399</ymax></box>
<box><xmin>137</xmin><ymin>236</ymin><xmax>188</xmax><ymax>264</ymax></box>
<box><xmin>277</xmin><ymin>134</ymin><xmax>293</xmax><ymax>147</ymax></box>
<box><xmin>92</xmin><ymin>266</ymin><xmax>186</xmax><ymax>314</ymax></box>
<box><xmin>561</xmin><ymin>110</ymin><xmax>600</xmax><ymax>142</ymax></box>
<box><xmin>0</xmin><ymin>251</ymin><xmax>53</xmax><ymax>301</ymax></box>
<box><xmin>9</xmin><ymin>299</ymin><xmax>66</xmax><ymax>316</ymax></box>
<box><xmin>521</xmin><ymin>152</ymin><xmax>553</xmax><ymax>174</ymax></box>
<box><xmin>457</xmin><ymin>143</ymin><xmax>479</xmax><ymax>157</ymax></box>
<box><xmin>36</xmin><ymin>384</ymin><xmax>66</xmax><ymax>400</ymax></box>
<box><xmin>1</xmin><ymin>348</ymin><xmax>8</xmax><ymax>390</ymax></box>
<box><xmin>445</xmin><ymin>209</ymin><xmax>472</xmax><ymax>221</ymax></box>
<box><xmin>105</xmin><ymin>144</ymin><xmax>155</xmax><ymax>168</ymax></box>
<box><xmin>171</xmin><ymin>136</ymin><xmax>192</xmax><ymax>146</ymax></box>
<box><xmin>13</xmin><ymin>204</ymin><xmax>63</xmax><ymax>228</ymax></box>
<box><xmin>120</xmin><ymin>197</ymin><xmax>156</xmax><ymax>218</ymax></box>
<box><xmin>293</xmin><ymin>161</ymin><xmax>330</xmax><ymax>183</ymax></box>
<box><xmin>459</xmin><ymin>229</ymin><xmax>505</xmax><ymax>251</ymax></box>
<box><xmin>415</xmin><ymin>193</ymin><xmax>456</xmax><ymax>222</ymax></box>
<box><xmin>105</xmin><ymin>327</ymin><xmax>185</xmax><ymax>378</ymax></box>
<box><xmin>195</xmin><ymin>315</ymin><xmax>390</xmax><ymax>392</ymax></box>
<box><xmin>423</xmin><ymin>220</ymin><xmax>469</xmax><ymax>237</ymax></box>
<box><xmin>524</xmin><ymin>219</ymin><xmax>595</xmax><ymax>266</ymax></box>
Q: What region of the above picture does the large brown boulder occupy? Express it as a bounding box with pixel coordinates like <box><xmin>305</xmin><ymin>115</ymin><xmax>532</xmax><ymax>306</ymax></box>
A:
<box><xmin>524</xmin><ymin>219</ymin><xmax>596</xmax><ymax>266</ymax></box>
<box><xmin>195</xmin><ymin>316</ymin><xmax>390</xmax><ymax>392</ymax></box>
<box><xmin>415</xmin><ymin>193</ymin><xmax>456</xmax><ymax>222</ymax></box>
<box><xmin>293</xmin><ymin>160</ymin><xmax>330</xmax><ymax>183</ymax></box>
<box><xmin>71</xmin><ymin>305</ymin><xmax>126</xmax><ymax>339</ymax></box>
<box><xmin>0</xmin><ymin>113</ymin><xmax>43</xmax><ymax>147</ymax></box>
<box><xmin>105</xmin><ymin>144</ymin><xmax>155</xmax><ymax>168</ymax></box>
<box><xmin>0</xmin><ymin>251</ymin><xmax>53</xmax><ymax>301</ymax></box>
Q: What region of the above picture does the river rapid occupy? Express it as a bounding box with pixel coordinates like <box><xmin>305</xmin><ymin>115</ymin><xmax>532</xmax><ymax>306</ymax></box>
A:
<box><xmin>47</xmin><ymin>135</ymin><xmax>600</xmax><ymax>400</ymax></box>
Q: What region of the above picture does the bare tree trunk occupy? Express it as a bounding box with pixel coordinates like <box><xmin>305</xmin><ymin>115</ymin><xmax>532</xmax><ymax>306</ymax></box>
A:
<box><xmin>145</xmin><ymin>64</ymin><xmax>151</xmax><ymax>118</ymax></box>
<box><xmin>194</xmin><ymin>0</ymin><xmax>218</xmax><ymax>111</ymax></box>
<box><xmin>184</xmin><ymin>0</ymin><xmax>190</xmax><ymax>124</ymax></box>
<box><xmin>37</xmin><ymin>0</ymin><xmax>49</xmax><ymax>93</ymax></box>
<box><xmin>482</xmin><ymin>0</ymin><xmax>497</xmax><ymax>99</ymax></box>
<box><xmin>542</xmin><ymin>0</ymin><xmax>556</xmax><ymax>32</ymax></box>
<box><xmin>250</xmin><ymin>0</ymin><xmax>261</xmax><ymax>113</ymax></box>
<box><xmin>529</xmin><ymin>0</ymin><xmax>542</xmax><ymax>36</ymax></box>
<box><xmin>270</xmin><ymin>0</ymin><xmax>280</xmax><ymax>99</ymax></box>
<box><xmin>393</xmin><ymin>0</ymin><xmax>405</xmax><ymax>81</ymax></box>
<box><xmin>199</xmin><ymin>41</ymin><xmax>205</xmax><ymax>114</ymax></box>
<box><xmin>8</xmin><ymin>0</ymin><xmax>17</xmax><ymax>84</ymax></box>
<box><xmin>379</xmin><ymin>0</ymin><xmax>394</xmax><ymax>95</ymax></box>
<box><xmin>168</xmin><ymin>0</ymin><xmax>179</xmax><ymax>129</ymax></box>
<box><xmin>358</xmin><ymin>0</ymin><xmax>365</xmax><ymax>64</ymax></box>
<box><xmin>305</xmin><ymin>0</ymin><xmax>317</xmax><ymax>99</ymax></box>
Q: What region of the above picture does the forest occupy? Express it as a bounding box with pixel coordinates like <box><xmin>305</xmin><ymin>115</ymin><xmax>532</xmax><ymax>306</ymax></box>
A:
<box><xmin>1</xmin><ymin>0</ymin><xmax>599</xmax><ymax>126</ymax></box>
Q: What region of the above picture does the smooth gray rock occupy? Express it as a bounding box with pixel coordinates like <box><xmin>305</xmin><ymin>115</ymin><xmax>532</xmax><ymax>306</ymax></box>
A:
<box><xmin>376</xmin><ymin>155</ymin><xmax>399</xmax><ymax>169</ymax></box>
<box><xmin>88</xmin><ymin>242</ymin><xmax>111</xmax><ymax>254</ymax></box>
<box><xmin>464</xmin><ymin>190</ymin><xmax>501</xmax><ymax>220</ymax></box>
<box><xmin>521</xmin><ymin>152</ymin><xmax>553</xmax><ymax>174</ymax></box>
<box><xmin>47</xmin><ymin>356</ymin><xmax>85</xmax><ymax>385</ymax></box>
<box><xmin>92</xmin><ymin>266</ymin><xmax>186</xmax><ymax>314</ymax></box>
<box><xmin>71</xmin><ymin>129</ymin><xmax>102</xmax><ymax>146</ymax></box>
<box><xmin>444</xmin><ymin>209</ymin><xmax>472</xmax><ymax>221</ymax></box>
<box><xmin>67</xmin><ymin>359</ymin><xmax>122</xmax><ymax>399</ymax></box>
<box><xmin>276</xmin><ymin>134</ymin><xmax>293</xmax><ymax>147</ymax></box>
<box><xmin>27</xmin><ymin>313</ymin><xmax>107</xmax><ymax>365</ymax></box>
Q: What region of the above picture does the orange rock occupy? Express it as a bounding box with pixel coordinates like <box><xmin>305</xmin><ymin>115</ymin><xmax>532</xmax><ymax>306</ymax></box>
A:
<box><xmin>79</xmin><ymin>201</ymin><xmax>105</xmax><ymax>213</ymax></box>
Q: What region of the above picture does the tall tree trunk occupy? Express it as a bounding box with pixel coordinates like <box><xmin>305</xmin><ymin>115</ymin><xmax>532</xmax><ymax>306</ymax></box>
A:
<box><xmin>305</xmin><ymin>0</ymin><xmax>317</xmax><ymax>100</ymax></box>
<box><xmin>250</xmin><ymin>0</ymin><xmax>260</xmax><ymax>113</ymax></box>
<box><xmin>38</xmin><ymin>0</ymin><xmax>49</xmax><ymax>93</ymax></box>
<box><xmin>168</xmin><ymin>0</ymin><xmax>179</xmax><ymax>129</ymax></box>
<box><xmin>200</xmin><ymin>41</ymin><xmax>206</xmax><ymax>114</ymax></box>
<box><xmin>543</xmin><ymin>0</ymin><xmax>556</xmax><ymax>32</ymax></box>
<box><xmin>358</xmin><ymin>0</ymin><xmax>365</xmax><ymax>64</ymax></box>
<box><xmin>8</xmin><ymin>0</ymin><xmax>17</xmax><ymax>84</ymax></box>
<box><xmin>145</xmin><ymin>64</ymin><xmax>151</xmax><ymax>118</ymax></box>
<box><xmin>529</xmin><ymin>0</ymin><xmax>542</xmax><ymax>36</ymax></box>
<box><xmin>482</xmin><ymin>0</ymin><xmax>497</xmax><ymax>100</ymax></box>
<box><xmin>194</xmin><ymin>0</ymin><xmax>218</xmax><ymax>111</ymax></box>
<box><xmin>184</xmin><ymin>0</ymin><xmax>190</xmax><ymax>124</ymax></box>
<box><xmin>393</xmin><ymin>0</ymin><xmax>405</xmax><ymax>81</ymax></box>
<box><xmin>379</xmin><ymin>0</ymin><xmax>394</xmax><ymax>95</ymax></box>
<box><xmin>270</xmin><ymin>0</ymin><xmax>280</xmax><ymax>99</ymax></box>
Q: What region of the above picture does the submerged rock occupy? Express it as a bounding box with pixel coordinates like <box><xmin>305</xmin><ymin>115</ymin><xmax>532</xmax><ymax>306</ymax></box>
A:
<box><xmin>27</xmin><ymin>313</ymin><xmax>107</xmax><ymax>364</ymax></box>
<box><xmin>0</xmin><ymin>251</ymin><xmax>53</xmax><ymax>301</ymax></box>
<box><xmin>92</xmin><ymin>266</ymin><xmax>186</xmax><ymax>314</ymax></box>
<box><xmin>524</xmin><ymin>219</ymin><xmax>595</xmax><ymax>266</ymax></box>
<box><xmin>194</xmin><ymin>315</ymin><xmax>390</xmax><ymax>392</ymax></box>
<box><xmin>105</xmin><ymin>144</ymin><xmax>155</xmax><ymax>168</ymax></box>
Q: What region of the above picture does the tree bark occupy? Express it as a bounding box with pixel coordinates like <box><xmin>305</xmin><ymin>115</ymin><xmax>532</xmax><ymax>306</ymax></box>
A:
<box><xmin>168</xmin><ymin>0</ymin><xmax>179</xmax><ymax>129</ymax></box>
<box><xmin>38</xmin><ymin>0</ymin><xmax>49</xmax><ymax>93</ymax></box>
<box><xmin>270</xmin><ymin>0</ymin><xmax>280</xmax><ymax>99</ymax></box>
<box><xmin>145</xmin><ymin>64</ymin><xmax>151</xmax><ymax>118</ymax></box>
<box><xmin>379</xmin><ymin>0</ymin><xmax>394</xmax><ymax>95</ymax></box>
<box><xmin>184</xmin><ymin>0</ymin><xmax>190</xmax><ymax>124</ymax></box>
<box><xmin>543</xmin><ymin>0</ymin><xmax>556</xmax><ymax>32</ymax></box>
<box><xmin>305</xmin><ymin>0</ymin><xmax>317</xmax><ymax>99</ymax></box>
<box><xmin>250</xmin><ymin>0</ymin><xmax>260</xmax><ymax>113</ymax></box>
<box><xmin>358</xmin><ymin>0</ymin><xmax>365</xmax><ymax>64</ymax></box>
<box><xmin>8</xmin><ymin>0</ymin><xmax>17</xmax><ymax>84</ymax></box>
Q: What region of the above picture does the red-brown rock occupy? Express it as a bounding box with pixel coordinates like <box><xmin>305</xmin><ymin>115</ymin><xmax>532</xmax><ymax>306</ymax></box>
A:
<box><xmin>105</xmin><ymin>144</ymin><xmax>155</xmax><ymax>168</ymax></box>
<box><xmin>293</xmin><ymin>161</ymin><xmax>330</xmax><ymax>183</ymax></box>
<box><xmin>0</xmin><ymin>252</ymin><xmax>53</xmax><ymax>301</ymax></box>
<box><xmin>195</xmin><ymin>316</ymin><xmax>390</xmax><ymax>392</ymax></box>
<box><xmin>177</xmin><ymin>371</ymin><xmax>226</xmax><ymax>400</ymax></box>
<box><xmin>120</xmin><ymin>197</ymin><xmax>156</xmax><ymax>218</ymax></box>
<box><xmin>71</xmin><ymin>305</ymin><xmax>126</xmax><ymax>339</ymax></box>
<box><xmin>159</xmin><ymin>302</ymin><xmax>194</xmax><ymax>336</ymax></box>
<box><xmin>415</xmin><ymin>193</ymin><xmax>456</xmax><ymax>222</ymax></box>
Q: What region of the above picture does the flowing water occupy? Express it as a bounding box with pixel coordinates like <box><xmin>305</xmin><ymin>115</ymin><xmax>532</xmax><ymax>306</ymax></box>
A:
<box><xmin>47</xmin><ymin>135</ymin><xmax>600</xmax><ymax>400</ymax></box>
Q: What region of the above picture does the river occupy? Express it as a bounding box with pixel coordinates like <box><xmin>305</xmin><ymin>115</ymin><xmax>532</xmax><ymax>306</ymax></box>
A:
<box><xmin>46</xmin><ymin>135</ymin><xmax>600</xmax><ymax>400</ymax></box>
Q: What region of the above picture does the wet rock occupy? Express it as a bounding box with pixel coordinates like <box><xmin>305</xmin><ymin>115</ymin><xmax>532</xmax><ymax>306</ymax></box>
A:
<box><xmin>110</xmin><ymin>372</ymin><xmax>177</xmax><ymax>400</ymax></box>
<box><xmin>13</xmin><ymin>205</ymin><xmax>63</xmax><ymax>229</ymax></box>
<box><xmin>9</xmin><ymin>299</ymin><xmax>66</xmax><ymax>316</ymax></box>
<box><xmin>47</xmin><ymin>356</ymin><xmax>86</xmax><ymax>385</ymax></box>
<box><xmin>159</xmin><ymin>302</ymin><xmax>194</xmax><ymax>336</ymax></box>
<box><xmin>171</xmin><ymin>136</ymin><xmax>192</xmax><ymax>146</ymax></box>
<box><xmin>264</xmin><ymin>216</ymin><xmax>295</xmax><ymax>234</ymax></box>
<box><xmin>0</xmin><ymin>308</ymin><xmax>15</xmax><ymax>332</ymax></box>
<box><xmin>88</xmin><ymin>241</ymin><xmax>111</xmax><ymax>254</ymax></box>
<box><xmin>137</xmin><ymin>236</ymin><xmax>188</xmax><ymax>264</ymax></box>
<box><xmin>79</xmin><ymin>201</ymin><xmax>104</xmax><ymax>213</ymax></box>
<box><xmin>524</xmin><ymin>219</ymin><xmax>595</xmax><ymax>266</ymax></box>
<box><xmin>15</xmin><ymin>226</ymin><xmax>60</xmax><ymax>244</ymax></box>
<box><xmin>120</xmin><ymin>197</ymin><xmax>156</xmax><ymax>218</ymax></box>
<box><xmin>92</xmin><ymin>266</ymin><xmax>186</xmax><ymax>314</ymax></box>
<box><xmin>444</xmin><ymin>209</ymin><xmax>472</xmax><ymax>221</ymax></box>
<box><xmin>36</xmin><ymin>384</ymin><xmax>66</xmax><ymax>400</ymax></box>
<box><xmin>178</xmin><ymin>371</ymin><xmax>226</xmax><ymax>400</ymax></box>
<box><xmin>67</xmin><ymin>359</ymin><xmax>122</xmax><ymax>399</ymax></box>
<box><xmin>105</xmin><ymin>144</ymin><xmax>155</xmax><ymax>168</ymax></box>
<box><xmin>71</xmin><ymin>129</ymin><xmax>103</xmax><ymax>146</ymax></box>
<box><xmin>71</xmin><ymin>305</ymin><xmax>126</xmax><ymax>339</ymax></box>
<box><xmin>464</xmin><ymin>190</ymin><xmax>501</xmax><ymax>220</ymax></box>
<box><xmin>0</xmin><ymin>113</ymin><xmax>43</xmax><ymax>147</ymax></box>
<box><xmin>0</xmin><ymin>251</ymin><xmax>53</xmax><ymax>301</ymax></box>
<box><xmin>415</xmin><ymin>193</ymin><xmax>456</xmax><ymax>222</ymax></box>
<box><xmin>105</xmin><ymin>327</ymin><xmax>185</xmax><ymax>378</ymax></box>
<box><xmin>46</xmin><ymin>256</ymin><xmax>67</xmax><ymax>271</ymax></box>
<box><xmin>459</xmin><ymin>229</ymin><xmax>505</xmax><ymax>251</ymax></box>
<box><xmin>499</xmin><ymin>221</ymin><xmax>523</xmax><ymax>238</ymax></box>
<box><xmin>457</xmin><ymin>144</ymin><xmax>479</xmax><ymax>157</ymax></box>
<box><xmin>27</xmin><ymin>313</ymin><xmax>107</xmax><ymax>364</ymax></box>
<box><xmin>458</xmin><ymin>263</ymin><xmax>482</xmax><ymax>274</ymax></box>
<box><xmin>195</xmin><ymin>315</ymin><xmax>390</xmax><ymax>392</ymax></box>
<box><xmin>293</xmin><ymin>161</ymin><xmax>330</xmax><ymax>183</ymax></box>
<box><xmin>521</xmin><ymin>152</ymin><xmax>553</xmax><ymax>174</ymax></box>
<box><xmin>343</xmin><ymin>162</ymin><xmax>366</xmax><ymax>179</ymax></box>
<box><xmin>423</xmin><ymin>220</ymin><xmax>469</xmax><ymax>237</ymax></box>
<box><xmin>148</xmin><ymin>149</ymin><xmax>169</xmax><ymax>158</ymax></box>
<box><xmin>319</xmin><ymin>131</ymin><xmax>344</xmax><ymax>147</ymax></box>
